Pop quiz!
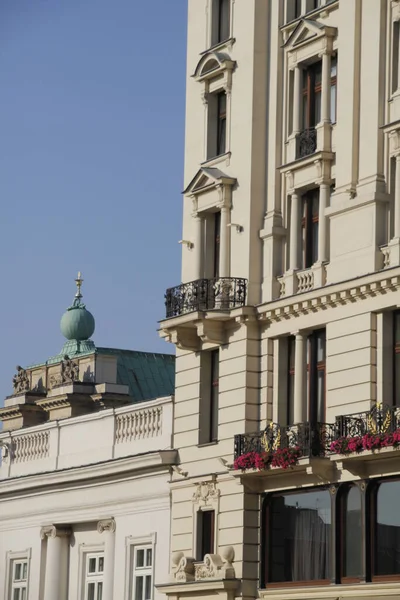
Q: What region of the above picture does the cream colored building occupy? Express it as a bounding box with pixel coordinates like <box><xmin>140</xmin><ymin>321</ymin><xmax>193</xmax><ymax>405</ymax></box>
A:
<box><xmin>0</xmin><ymin>277</ymin><xmax>176</xmax><ymax>600</ymax></box>
<box><xmin>159</xmin><ymin>1</ymin><xmax>400</xmax><ymax>599</ymax></box>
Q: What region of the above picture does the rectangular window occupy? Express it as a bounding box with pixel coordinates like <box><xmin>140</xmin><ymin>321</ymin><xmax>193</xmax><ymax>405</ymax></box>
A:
<box><xmin>10</xmin><ymin>560</ymin><xmax>28</xmax><ymax>600</ymax></box>
<box><xmin>302</xmin><ymin>61</ymin><xmax>322</xmax><ymax>129</ymax></box>
<box><xmin>307</xmin><ymin>329</ymin><xmax>326</xmax><ymax>424</ymax></box>
<box><xmin>393</xmin><ymin>21</ymin><xmax>399</xmax><ymax>94</ymax></box>
<box><xmin>133</xmin><ymin>546</ymin><xmax>153</xmax><ymax>600</ymax></box>
<box><xmin>301</xmin><ymin>189</ymin><xmax>319</xmax><ymax>269</ymax></box>
<box><xmin>330</xmin><ymin>55</ymin><xmax>337</xmax><ymax>123</ymax></box>
<box><xmin>287</xmin><ymin>336</ymin><xmax>296</xmax><ymax>426</ymax></box>
<box><xmin>295</xmin><ymin>0</ymin><xmax>302</xmax><ymax>18</ymax></box>
<box><xmin>197</xmin><ymin>510</ymin><xmax>215</xmax><ymax>559</ymax></box>
<box><xmin>216</xmin><ymin>92</ymin><xmax>227</xmax><ymax>156</ymax></box>
<box><xmin>393</xmin><ymin>311</ymin><xmax>400</xmax><ymax>406</ymax></box>
<box><xmin>217</xmin><ymin>0</ymin><xmax>230</xmax><ymax>43</ymax></box>
<box><xmin>84</xmin><ymin>554</ymin><xmax>104</xmax><ymax>600</ymax></box>
<box><xmin>199</xmin><ymin>349</ymin><xmax>220</xmax><ymax>444</ymax></box>
<box><xmin>213</xmin><ymin>211</ymin><xmax>221</xmax><ymax>278</ymax></box>
<box><xmin>266</xmin><ymin>488</ymin><xmax>331</xmax><ymax>584</ymax></box>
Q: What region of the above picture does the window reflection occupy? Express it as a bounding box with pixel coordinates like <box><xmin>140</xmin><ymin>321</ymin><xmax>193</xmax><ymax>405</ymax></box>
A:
<box><xmin>343</xmin><ymin>486</ymin><xmax>362</xmax><ymax>579</ymax></box>
<box><xmin>375</xmin><ymin>481</ymin><xmax>400</xmax><ymax>576</ymax></box>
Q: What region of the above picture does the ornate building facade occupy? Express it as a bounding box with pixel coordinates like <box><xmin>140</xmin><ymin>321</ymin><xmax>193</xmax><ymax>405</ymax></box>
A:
<box><xmin>159</xmin><ymin>1</ymin><xmax>400</xmax><ymax>600</ymax></box>
<box><xmin>0</xmin><ymin>276</ymin><xmax>176</xmax><ymax>600</ymax></box>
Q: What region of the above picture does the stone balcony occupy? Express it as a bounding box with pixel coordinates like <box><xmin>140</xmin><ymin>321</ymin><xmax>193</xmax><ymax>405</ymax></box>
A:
<box><xmin>0</xmin><ymin>395</ymin><xmax>173</xmax><ymax>479</ymax></box>
<box><xmin>160</xmin><ymin>277</ymin><xmax>249</xmax><ymax>350</ymax></box>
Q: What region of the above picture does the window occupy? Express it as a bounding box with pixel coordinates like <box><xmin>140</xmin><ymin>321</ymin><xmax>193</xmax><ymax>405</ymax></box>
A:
<box><xmin>330</xmin><ymin>55</ymin><xmax>337</xmax><ymax>123</ymax></box>
<box><xmin>196</xmin><ymin>510</ymin><xmax>215</xmax><ymax>559</ymax></box>
<box><xmin>393</xmin><ymin>21</ymin><xmax>400</xmax><ymax>94</ymax></box>
<box><xmin>133</xmin><ymin>546</ymin><xmax>153</xmax><ymax>600</ymax></box>
<box><xmin>341</xmin><ymin>486</ymin><xmax>362</xmax><ymax>582</ymax></box>
<box><xmin>216</xmin><ymin>0</ymin><xmax>230</xmax><ymax>44</ymax></box>
<box><xmin>373</xmin><ymin>480</ymin><xmax>400</xmax><ymax>578</ymax></box>
<box><xmin>199</xmin><ymin>349</ymin><xmax>220</xmax><ymax>444</ymax></box>
<box><xmin>10</xmin><ymin>560</ymin><xmax>28</xmax><ymax>600</ymax></box>
<box><xmin>265</xmin><ymin>488</ymin><xmax>331</xmax><ymax>585</ymax></box>
<box><xmin>206</xmin><ymin>91</ymin><xmax>227</xmax><ymax>159</ymax></box>
<box><xmin>287</xmin><ymin>336</ymin><xmax>296</xmax><ymax>426</ymax></box>
<box><xmin>393</xmin><ymin>311</ymin><xmax>400</xmax><ymax>406</ymax></box>
<box><xmin>84</xmin><ymin>554</ymin><xmax>104</xmax><ymax>600</ymax></box>
<box><xmin>213</xmin><ymin>211</ymin><xmax>221</xmax><ymax>278</ymax></box>
<box><xmin>307</xmin><ymin>329</ymin><xmax>326</xmax><ymax>424</ymax></box>
<box><xmin>302</xmin><ymin>62</ymin><xmax>322</xmax><ymax>130</ymax></box>
<box><xmin>301</xmin><ymin>189</ymin><xmax>319</xmax><ymax>269</ymax></box>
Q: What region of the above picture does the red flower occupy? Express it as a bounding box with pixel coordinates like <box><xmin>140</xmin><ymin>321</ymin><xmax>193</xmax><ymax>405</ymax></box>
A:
<box><xmin>271</xmin><ymin>447</ymin><xmax>302</xmax><ymax>469</ymax></box>
<box><xmin>330</xmin><ymin>429</ymin><xmax>400</xmax><ymax>455</ymax></box>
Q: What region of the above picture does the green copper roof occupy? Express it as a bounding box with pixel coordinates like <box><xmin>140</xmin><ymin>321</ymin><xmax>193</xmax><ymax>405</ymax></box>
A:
<box><xmin>60</xmin><ymin>273</ymin><xmax>95</xmax><ymax>341</ymax></box>
<box><xmin>97</xmin><ymin>348</ymin><xmax>175</xmax><ymax>400</ymax></box>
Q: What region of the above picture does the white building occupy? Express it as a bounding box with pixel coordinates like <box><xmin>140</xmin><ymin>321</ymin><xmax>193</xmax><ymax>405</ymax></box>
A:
<box><xmin>0</xmin><ymin>275</ymin><xmax>176</xmax><ymax>600</ymax></box>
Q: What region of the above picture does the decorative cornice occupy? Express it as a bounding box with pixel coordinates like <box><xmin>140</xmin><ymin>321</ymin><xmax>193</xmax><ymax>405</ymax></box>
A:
<box><xmin>40</xmin><ymin>525</ymin><xmax>71</xmax><ymax>540</ymax></box>
<box><xmin>97</xmin><ymin>518</ymin><xmax>116</xmax><ymax>534</ymax></box>
<box><xmin>259</xmin><ymin>275</ymin><xmax>400</xmax><ymax>324</ymax></box>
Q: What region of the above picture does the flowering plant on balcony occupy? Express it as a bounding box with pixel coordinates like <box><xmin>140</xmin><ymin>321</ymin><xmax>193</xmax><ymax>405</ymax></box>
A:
<box><xmin>233</xmin><ymin>447</ymin><xmax>301</xmax><ymax>471</ymax></box>
<box><xmin>330</xmin><ymin>430</ymin><xmax>400</xmax><ymax>455</ymax></box>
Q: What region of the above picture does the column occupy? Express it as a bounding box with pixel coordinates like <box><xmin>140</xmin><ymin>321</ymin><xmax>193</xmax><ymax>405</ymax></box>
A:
<box><xmin>395</xmin><ymin>153</ymin><xmax>400</xmax><ymax>238</ymax></box>
<box><xmin>318</xmin><ymin>183</ymin><xmax>329</xmax><ymax>262</ymax></box>
<box><xmin>41</xmin><ymin>526</ymin><xmax>71</xmax><ymax>600</ymax></box>
<box><xmin>320</xmin><ymin>51</ymin><xmax>332</xmax><ymax>123</ymax></box>
<box><xmin>294</xmin><ymin>332</ymin><xmax>306</xmax><ymax>424</ymax></box>
<box><xmin>97</xmin><ymin>519</ymin><xmax>116</xmax><ymax>600</ymax></box>
<box><xmin>289</xmin><ymin>192</ymin><xmax>300</xmax><ymax>271</ymax></box>
<box><xmin>219</xmin><ymin>206</ymin><xmax>230</xmax><ymax>278</ymax></box>
<box><xmin>193</xmin><ymin>213</ymin><xmax>204</xmax><ymax>278</ymax></box>
<box><xmin>293</xmin><ymin>65</ymin><xmax>301</xmax><ymax>134</ymax></box>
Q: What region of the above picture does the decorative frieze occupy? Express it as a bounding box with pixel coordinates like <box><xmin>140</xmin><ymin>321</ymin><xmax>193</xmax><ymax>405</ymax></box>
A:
<box><xmin>192</xmin><ymin>481</ymin><xmax>220</xmax><ymax>506</ymax></box>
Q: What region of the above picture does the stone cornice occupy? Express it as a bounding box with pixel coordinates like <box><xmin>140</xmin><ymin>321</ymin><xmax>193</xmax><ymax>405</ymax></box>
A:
<box><xmin>258</xmin><ymin>271</ymin><xmax>400</xmax><ymax>324</ymax></box>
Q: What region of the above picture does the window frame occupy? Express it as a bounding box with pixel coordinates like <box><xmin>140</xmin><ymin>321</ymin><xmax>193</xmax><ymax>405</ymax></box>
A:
<box><xmin>125</xmin><ymin>534</ymin><xmax>156</xmax><ymax>600</ymax></box>
<box><xmin>199</xmin><ymin>349</ymin><xmax>220</xmax><ymax>445</ymax></box>
<box><xmin>339</xmin><ymin>484</ymin><xmax>363</xmax><ymax>584</ymax></box>
<box><xmin>370</xmin><ymin>479</ymin><xmax>400</xmax><ymax>582</ymax></box>
<box><xmin>216</xmin><ymin>92</ymin><xmax>227</xmax><ymax>157</ymax></box>
<box><xmin>307</xmin><ymin>328</ymin><xmax>326</xmax><ymax>425</ymax></box>
<box><xmin>287</xmin><ymin>335</ymin><xmax>296</xmax><ymax>426</ymax></box>
<box><xmin>84</xmin><ymin>552</ymin><xmax>104</xmax><ymax>600</ymax></box>
<box><xmin>301</xmin><ymin>188</ymin><xmax>319</xmax><ymax>269</ymax></box>
<box><xmin>5</xmin><ymin>550</ymin><xmax>31</xmax><ymax>600</ymax></box>
<box><xmin>262</xmin><ymin>487</ymin><xmax>332</xmax><ymax>588</ymax></box>
<box><xmin>216</xmin><ymin>0</ymin><xmax>231</xmax><ymax>45</ymax></box>
<box><xmin>196</xmin><ymin>509</ymin><xmax>216</xmax><ymax>560</ymax></box>
<box><xmin>393</xmin><ymin>310</ymin><xmax>400</xmax><ymax>407</ymax></box>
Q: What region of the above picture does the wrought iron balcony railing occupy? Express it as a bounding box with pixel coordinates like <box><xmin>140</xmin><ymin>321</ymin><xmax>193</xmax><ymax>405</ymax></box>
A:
<box><xmin>336</xmin><ymin>403</ymin><xmax>400</xmax><ymax>438</ymax></box>
<box><xmin>296</xmin><ymin>127</ymin><xmax>317</xmax><ymax>159</ymax></box>
<box><xmin>234</xmin><ymin>421</ymin><xmax>338</xmax><ymax>461</ymax></box>
<box><xmin>164</xmin><ymin>277</ymin><xmax>247</xmax><ymax>319</ymax></box>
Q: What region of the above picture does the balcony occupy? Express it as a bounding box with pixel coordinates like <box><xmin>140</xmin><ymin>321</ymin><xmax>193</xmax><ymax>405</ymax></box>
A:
<box><xmin>164</xmin><ymin>277</ymin><xmax>247</xmax><ymax>319</ymax></box>
<box><xmin>296</xmin><ymin>127</ymin><xmax>317</xmax><ymax>159</ymax></box>
<box><xmin>233</xmin><ymin>421</ymin><xmax>337</xmax><ymax>489</ymax></box>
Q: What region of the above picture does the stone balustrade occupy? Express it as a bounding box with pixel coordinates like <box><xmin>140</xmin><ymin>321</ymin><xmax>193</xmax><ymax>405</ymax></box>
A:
<box><xmin>0</xmin><ymin>396</ymin><xmax>173</xmax><ymax>478</ymax></box>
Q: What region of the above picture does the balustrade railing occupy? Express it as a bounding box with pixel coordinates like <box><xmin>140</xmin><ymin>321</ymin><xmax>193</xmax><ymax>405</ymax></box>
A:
<box><xmin>116</xmin><ymin>406</ymin><xmax>163</xmax><ymax>443</ymax></box>
<box><xmin>164</xmin><ymin>277</ymin><xmax>247</xmax><ymax>318</ymax></box>
<box><xmin>13</xmin><ymin>431</ymin><xmax>49</xmax><ymax>462</ymax></box>
<box><xmin>296</xmin><ymin>128</ymin><xmax>317</xmax><ymax>159</ymax></box>
<box><xmin>296</xmin><ymin>268</ymin><xmax>314</xmax><ymax>293</ymax></box>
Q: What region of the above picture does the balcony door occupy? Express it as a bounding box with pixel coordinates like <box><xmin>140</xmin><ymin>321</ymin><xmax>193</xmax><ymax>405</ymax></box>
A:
<box><xmin>307</xmin><ymin>329</ymin><xmax>326</xmax><ymax>424</ymax></box>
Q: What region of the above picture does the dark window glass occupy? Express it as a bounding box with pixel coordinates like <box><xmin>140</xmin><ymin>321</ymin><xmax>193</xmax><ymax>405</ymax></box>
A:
<box><xmin>312</xmin><ymin>0</ymin><xmax>322</xmax><ymax>9</ymax></box>
<box><xmin>302</xmin><ymin>62</ymin><xmax>322</xmax><ymax>129</ymax></box>
<box><xmin>374</xmin><ymin>481</ymin><xmax>400</xmax><ymax>576</ymax></box>
<box><xmin>301</xmin><ymin>189</ymin><xmax>319</xmax><ymax>269</ymax></box>
<box><xmin>210</xmin><ymin>349</ymin><xmax>219</xmax><ymax>441</ymax></box>
<box><xmin>331</xmin><ymin>55</ymin><xmax>337</xmax><ymax>123</ymax></box>
<box><xmin>287</xmin><ymin>336</ymin><xmax>296</xmax><ymax>426</ymax></box>
<box><xmin>197</xmin><ymin>510</ymin><xmax>215</xmax><ymax>559</ymax></box>
<box><xmin>394</xmin><ymin>312</ymin><xmax>400</xmax><ymax>407</ymax></box>
<box><xmin>268</xmin><ymin>489</ymin><xmax>331</xmax><ymax>583</ymax></box>
<box><xmin>295</xmin><ymin>0</ymin><xmax>302</xmax><ymax>18</ymax></box>
<box><xmin>213</xmin><ymin>211</ymin><xmax>221</xmax><ymax>278</ymax></box>
<box><xmin>307</xmin><ymin>329</ymin><xmax>326</xmax><ymax>424</ymax></box>
<box><xmin>342</xmin><ymin>486</ymin><xmax>362</xmax><ymax>580</ymax></box>
<box><xmin>217</xmin><ymin>92</ymin><xmax>227</xmax><ymax>156</ymax></box>
<box><xmin>218</xmin><ymin>0</ymin><xmax>230</xmax><ymax>43</ymax></box>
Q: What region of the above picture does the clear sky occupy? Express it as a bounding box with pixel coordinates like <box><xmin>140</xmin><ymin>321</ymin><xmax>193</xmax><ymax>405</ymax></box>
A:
<box><xmin>0</xmin><ymin>0</ymin><xmax>187</xmax><ymax>404</ymax></box>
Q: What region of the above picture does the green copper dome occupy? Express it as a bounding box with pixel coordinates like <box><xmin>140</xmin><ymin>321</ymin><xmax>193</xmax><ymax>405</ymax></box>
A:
<box><xmin>60</xmin><ymin>273</ymin><xmax>95</xmax><ymax>341</ymax></box>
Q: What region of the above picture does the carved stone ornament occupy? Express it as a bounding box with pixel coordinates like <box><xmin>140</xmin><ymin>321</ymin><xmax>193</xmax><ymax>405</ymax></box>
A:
<box><xmin>40</xmin><ymin>525</ymin><xmax>71</xmax><ymax>540</ymax></box>
<box><xmin>173</xmin><ymin>547</ymin><xmax>235</xmax><ymax>582</ymax></box>
<box><xmin>97</xmin><ymin>518</ymin><xmax>116</xmax><ymax>534</ymax></box>
<box><xmin>12</xmin><ymin>366</ymin><xmax>30</xmax><ymax>394</ymax></box>
<box><xmin>61</xmin><ymin>355</ymin><xmax>79</xmax><ymax>383</ymax></box>
<box><xmin>172</xmin><ymin>552</ymin><xmax>195</xmax><ymax>582</ymax></box>
<box><xmin>192</xmin><ymin>481</ymin><xmax>220</xmax><ymax>506</ymax></box>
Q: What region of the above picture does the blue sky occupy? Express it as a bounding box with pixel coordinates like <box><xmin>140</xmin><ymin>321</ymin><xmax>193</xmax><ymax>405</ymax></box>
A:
<box><xmin>0</xmin><ymin>0</ymin><xmax>187</xmax><ymax>403</ymax></box>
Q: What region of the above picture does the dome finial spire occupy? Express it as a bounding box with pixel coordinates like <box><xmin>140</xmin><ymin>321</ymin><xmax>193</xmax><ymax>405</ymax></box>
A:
<box><xmin>75</xmin><ymin>271</ymin><xmax>83</xmax><ymax>301</ymax></box>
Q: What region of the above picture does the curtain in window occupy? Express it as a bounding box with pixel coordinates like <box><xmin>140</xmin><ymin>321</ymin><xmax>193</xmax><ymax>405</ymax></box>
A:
<box><xmin>292</xmin><ymin>508</ymin><xmax>330</xmax><ymax>581</ymax></box>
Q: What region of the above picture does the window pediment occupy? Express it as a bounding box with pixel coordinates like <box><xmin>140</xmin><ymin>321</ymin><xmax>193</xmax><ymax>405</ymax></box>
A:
<box><xmin>193</xmin><ymin>51</ymin><xmax>235</xmax><ymax>83</ymax></box>
<box><xmin>284</xmin><ymin>19</ymin><xmax>337</xmax><ymax>53</ymax></box>
<box><xmin>183</xmin><ymin>167</ymin><xmax>236</xmax><ymax>197</ymax></box>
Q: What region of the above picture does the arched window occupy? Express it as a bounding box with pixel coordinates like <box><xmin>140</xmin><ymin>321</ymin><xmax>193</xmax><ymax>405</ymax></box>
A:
<box><xmin>341</xmin><ymin>485</ymin><xmax>362</xmax><ymax>582</ymax></box>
